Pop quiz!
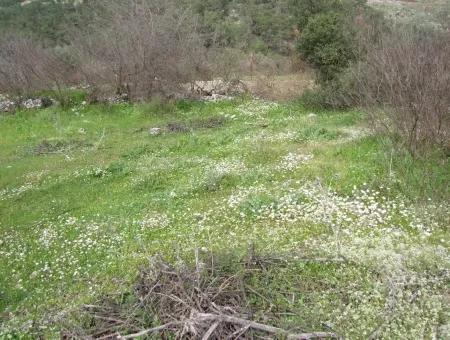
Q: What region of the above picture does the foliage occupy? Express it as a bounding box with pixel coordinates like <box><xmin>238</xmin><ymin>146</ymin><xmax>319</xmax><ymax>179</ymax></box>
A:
<box><xmin>0</xmin><ymin>0</ymin><xmax>296</xmax><ymax>54</ymax></box>
<box><xmin>289</xmin><ymin>0</ymin><xmax>366</xmax><ymax>28</ymax></box>
<box><xmin>297</xmin><ymin>12</ymin><xmax>357</xmax><ymax>82</ymax></box>
<box><xmin>186</xmin><ymin>0</ymin><xmax>294</xmax><ymax>53</ymax></box>
<box><xmin>293</xmin><ymin>0</ymin><xmax>380</xmax><ymax>82</ymax></box>
<box><xmin>0</xmin><ymin>0</ymin><xmax>91</xmax><ymax>46</ymax></box>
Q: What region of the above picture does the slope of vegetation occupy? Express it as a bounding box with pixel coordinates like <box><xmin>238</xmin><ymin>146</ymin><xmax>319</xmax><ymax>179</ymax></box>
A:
<box><xmin>0</xmin><ymin>0</ymin><xmax>449</xmax><ymax>338</ymax></box>
<box><xmin>368</xmin><ymin>0</ymin><xmax>450</xmax><ymax>29</ymax></box>
<box><xmin>0</xmin><ymin>0</ymin><xmax>296</xmax><ymax>52</ymax></box>
<box><xmin>0</xmin><ymin>0</ymin><xmax>88</xmax><ymax>45</ymax></box>
<box><xmin>1</xmin><ymin>98</ymin><xmax>448</xmax><ymax>337</ymax></box>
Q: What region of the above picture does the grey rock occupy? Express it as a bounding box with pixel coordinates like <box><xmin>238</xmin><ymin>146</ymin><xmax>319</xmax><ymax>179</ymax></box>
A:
<box><xmin>149</xmin><ymin>127</ymin><xmax>162</xmax><ymax>136</ymax></box>
<box><xmin>190</xmin><ymin>79</ymin><xmax>247</xmax><ymax>97</ymax></box>
<box><xmin>0</xmin><ymin>99</ymin><xmax>16</xmax><ymax>113</ymax></box>
<box><xmin>22</xmin><ymin>98</ymin><xmax>43</xmax><ymax>109</ymax></box>
<box><xmin>106</xmin><ymin>93</ymin><xmax>129</xmax><ymax>104</ymax></box>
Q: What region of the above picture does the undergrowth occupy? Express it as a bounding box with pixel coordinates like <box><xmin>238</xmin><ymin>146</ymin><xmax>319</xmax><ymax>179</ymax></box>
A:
<box><xmin>0</xmin><ymin>98</ymin><xmax>448</xmax><ymax>338</ymax></box>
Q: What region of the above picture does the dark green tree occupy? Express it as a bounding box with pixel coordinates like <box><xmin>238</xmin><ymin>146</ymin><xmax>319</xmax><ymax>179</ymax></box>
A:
<box><xmin>297</xmin><ymin>12</ymin><xmax>357</xmax><ymax>82</ymax></box>
<box><xmin>293</xmin><ymin>0</ymin><xmax>371</xmax><ymax>82</ymax></box>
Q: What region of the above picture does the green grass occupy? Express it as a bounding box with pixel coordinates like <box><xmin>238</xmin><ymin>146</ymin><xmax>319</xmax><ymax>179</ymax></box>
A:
<box><xmin>0</xmin><ymin>98</ymin><xmax>448</xmax><ymax>338</ymax></box>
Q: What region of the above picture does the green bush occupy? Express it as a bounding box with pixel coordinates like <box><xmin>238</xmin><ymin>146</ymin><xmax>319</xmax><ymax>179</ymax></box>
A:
<box><xmin>289</xmin><ymin>0</ymin><xmax>364</xmax><ymax>28</ymax></box>
<box><xmin>293</xmin><ymin>0</ymin><xmax>377</xmax><ymax>83</ymax></box>
<box><xmin>297</xmin><ymin>12</ymin><xmax>357</xmax><ymax>82</ymax></box>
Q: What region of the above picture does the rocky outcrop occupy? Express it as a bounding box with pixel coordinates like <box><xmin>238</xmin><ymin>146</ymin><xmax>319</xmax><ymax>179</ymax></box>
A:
<box><xmin>188</xmin><ymin>79</ymin><xmax>248</xmax><ymax>98</ymax></box>
<box><xmin>0</xmin><ymin>95</ymin><xmax>16</xmax><ymax>113</ymax></box>
<box><xmin>0</xmin><ymin>95</ymin><xmax>55</xmax><ymax>113</ymax></box>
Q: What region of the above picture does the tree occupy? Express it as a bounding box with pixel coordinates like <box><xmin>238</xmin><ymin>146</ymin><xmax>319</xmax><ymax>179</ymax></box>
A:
<box><xmin>297</xmin><ymin>12</ymin><xmax>357</xmax><ymax>82</ymax></box>
<box><xmin>293</xmin><ymin>0</ymin><xmax>371</xmax><ymax>82</ymax></box>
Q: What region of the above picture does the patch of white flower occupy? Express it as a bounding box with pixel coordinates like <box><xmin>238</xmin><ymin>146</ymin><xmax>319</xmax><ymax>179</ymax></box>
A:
<box><xmin>38</xmin><ymin>228</ymin><xmax>58</xmax><ymax>248</ymax></box>
<box><xmin>276</xmin><ymin>152</ymin><xmax>314</xmax><ymax>171</ymax></box>
<box><xmin>1</xmin><ymin>215</ymin><xmax>127</xmax><ymax>296</ymax></box>
<box><xmin>0</xmin><ymin>182</ymin><xmax>35</xmax><ymax>201</ymax></box>
<box><xmin>236</xmin><ymin>130</ymin><xmax>297</xmax><ymax>144</ymax></box>
<box><xmin>234</xmin><ymin>100</ymin><xmax>279</xmax><ymax>117</ymax></box>
<box><xmin>73</xmin><ymin>166</ymin><xmax>110</xmax><ymax>178</ymax></box>
<box><xmin>209</xmin><ymin>158</ymin><xmax>247</xmax><ymax>177</ymax></box>
<box><xmin>226</xmin><ymin>185</ymin><xmax>269</xmax><ymax>209</ymax></box>
<box><xmin>0</xmin><ymin>171</ymin><xmax>52</xmax><ymax>201</ymax></box>
<box><xmin>169</xmin><ymin>180</ymin><xmax>449</xmax><ymax>338</ymax></box>
<box><xmin>133</xmin><ymin>213</ymin><xmax>170</xmax><ymax>229</ymax></box>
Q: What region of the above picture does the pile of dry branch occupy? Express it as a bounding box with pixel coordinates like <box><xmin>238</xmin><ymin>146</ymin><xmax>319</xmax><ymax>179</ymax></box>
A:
<box><xmin>63</xmin><ymin>251</ymin><xmax>339</xmax><ymax>339</ymax></box>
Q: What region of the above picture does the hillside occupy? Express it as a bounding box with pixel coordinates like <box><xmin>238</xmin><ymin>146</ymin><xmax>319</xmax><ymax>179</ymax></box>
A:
<box><xmin>368</xmin><ymin>0</ymin><xmax>450</xmax><ymax>28</ymax></box>
<box><xmin>0</xmin><ymin>0</ymin><xmax>88</xmax><ymax>44</ymax></box>
<box><xmin>0</xmin><ymin>0</ymin><xmax>449</xmax><ymax>338</ymax></box>
<box><xmin>1</xmin><ymin>98</ymin><xmax>449</xmax><ymax>338</ymax></box>
<box><xmin>0</xmin><ymin>0</ymin><xmax>296</xmax><ymax>52</ymax></box>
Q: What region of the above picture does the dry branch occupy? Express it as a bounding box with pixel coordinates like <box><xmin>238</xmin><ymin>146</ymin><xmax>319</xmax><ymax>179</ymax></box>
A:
<box><xmin>119</xmin><ymin>313</ymin><xmax>338</xmax><ymax>339</ymax></box>
<box><xmin>70</xmin><ymin>252</ymin><xmax>344</xmax><ymax>339</ymax></box>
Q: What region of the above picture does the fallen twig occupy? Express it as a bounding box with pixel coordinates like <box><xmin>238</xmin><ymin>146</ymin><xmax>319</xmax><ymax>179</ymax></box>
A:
<box><xmin>201</xmin><ymin>321</ymin><xmax>220</xmax><ymax>340</ymax></box>
<box><xmin>118</xmin><ymin>321</ymin><xmax>181</xmax><ymax>339</ymax></box>
<box><xmin>119</xmin><ymin>313</ymin><xmax>338</xmax><ymax>339</ymax></box>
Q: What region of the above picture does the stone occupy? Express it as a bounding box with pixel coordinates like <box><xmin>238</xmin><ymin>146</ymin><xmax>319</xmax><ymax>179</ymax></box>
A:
<box><xmin>149</xmin><ymin>127</ymin><xmax>162</xmax><ymax>136</ymax></box>
<box><xmin>190</xmin><ymin>79</ymin><xmax>247</xmax><ymax>97</ymax></box>
<box><xmin>22</xmin><ymin>98</ymin><xmax>43</xmax><ymax>109</ymax></box>
<box><xmin>0</xmin><ymin>98</ymin><xmax>16</xmax><ymax>113</ymax></box>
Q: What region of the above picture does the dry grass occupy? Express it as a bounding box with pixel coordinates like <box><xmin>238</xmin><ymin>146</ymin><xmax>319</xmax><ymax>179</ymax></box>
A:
<box><xmin>244</xmin><ymin>73</ymin><xmax>315</xmax><ymax>101</ymax></box>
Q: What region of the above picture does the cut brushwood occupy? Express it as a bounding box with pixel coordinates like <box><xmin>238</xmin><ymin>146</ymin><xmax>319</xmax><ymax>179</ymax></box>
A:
<box><xmin>119</xmin><ymin>312</ymin><xmax>338</xmax><ymax>339</ymax></box>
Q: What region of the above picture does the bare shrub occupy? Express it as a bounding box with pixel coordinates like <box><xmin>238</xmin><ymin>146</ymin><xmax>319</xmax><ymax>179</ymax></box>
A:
<box><xmin>207</xmin><ymin>49</ymin><xmax>297</xmax><ymax>80</ymax></box>
<box><xmin>0</xmin><ymin>33</ymin><xmax>73</xmax><ymax>99</ymax></box>
<box><xmin>205</xmin><ymin>48</ymin><xmax>246</xmax><ymax>81</ymax></box>
<box><xmin>354</xmin><ymin>27</ymin><xmax>450</xmax><ymax>155</ymax></box>
<box><xmin>74</xmin><ymin>0</ymin><xmax>207</xmax><ymax>102</ymax></box>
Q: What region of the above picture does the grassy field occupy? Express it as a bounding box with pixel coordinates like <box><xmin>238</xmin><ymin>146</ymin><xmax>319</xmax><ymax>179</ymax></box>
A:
<box><xmin>0</xmin><ymin>96</ymin><xmax>449</xmax><ymax>338</ymax></box>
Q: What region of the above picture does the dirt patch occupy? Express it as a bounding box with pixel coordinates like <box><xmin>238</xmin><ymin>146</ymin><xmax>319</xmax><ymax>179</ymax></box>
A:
<box><xmin>160</xmin><ymin>116</ymin><xmax>227</xmax><ymax>135</ymax></box>
<box><xmin>244</xmin><ymin>73</ymin><xmax>315</xmax><ymax>101</ymax></box>
<box><xmin>191</xmin><ymin>116</ymin><xmax>227</xmax><ymax>129</ymax></box>
<box><xmin>166</xmin><ymin>122</ymin><xmax>190</xmax><ymax>133</ymax></box>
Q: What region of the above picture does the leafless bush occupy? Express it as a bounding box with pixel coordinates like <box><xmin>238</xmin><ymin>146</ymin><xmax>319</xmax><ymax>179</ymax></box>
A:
<box><xmin>0</xmin><ymin>33</ymin><xmax>73</xmax><ymax>98</ymax></box>
<box><xmin>354</xmin><ymin>27</ymin><xmax>450</xmax><ymax>155</ymax></box>
<box><xmin>206</xmin><ymin>48</ymin><xmax>297</xmax><ymax>81</ymax></box>
<box><xmin>74</xmin><ymin>0</ymin><xmax>207</xmax><ymax>101</ymax></box>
